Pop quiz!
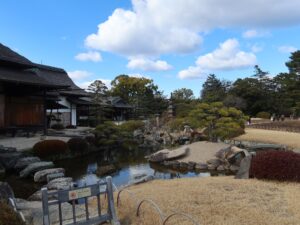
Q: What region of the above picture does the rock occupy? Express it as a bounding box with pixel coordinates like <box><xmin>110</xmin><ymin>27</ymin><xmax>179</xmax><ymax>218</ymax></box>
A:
<box><xmin>34</xmin><ymin>168</ymin><xmax>65</xmax><ymax>183</ymax></box>
<box><xmin>207</xmin><ymin>158</ymin><xmax>222</xmax><ymax>167</ymax></box>
<box><xmin>208</xmin><ymin>164</ymin><xmax>217</xmax><ymax>170</ymax></box>
<box><xmin>0</xmin><ymin>146</ymin><xmax>17</xmax><ymax>153</ymax></box>
<box><xmin>14</xmin><ymin>157</ymin><xmax>41</xmax><ymax>171</ymax></box>
<box><xmin>172</xmin><ymin>161</ymin><xmax>180</xmax><ymax>169</ymax></box>
<box><xmin>235</xmin><ymin>155</ymin><xmax>252</xmax><ymax>179</ymax></box>
<box><xmin>46</xmin><ymin>172</ymin><xmax>65</xmax><ymax>182</ymax></box>
<box><xmin>195</xmin><ymin>163</ymin><xmax>208</xmax><ymax>170</ymax></box>
<box><xmin>147</xmin><ymin>147</ymin><xmax>189</xmax><ymax>163</ymax></box>
<box><xmin>188</xmin><ymin>161</ymin><xmax>196</xmax><ymax>170</ymax></box>
<box><xmin>96</xmin><ymin>164</ymin><xmax>117</xmax><ymax>176</ymax></box>
<box><xmin>133</xmin><ymin>173</ymin><xmax>147</xmax><ymax>180</ymax></box>
<box><xmin>215</xmin><ymin>146</ymin><xmax>231</xmax><ymax>159</ymax></box>
<box><xmin>20</xmin><ymin>161</ymin><xmax>54</xmax><ymax>178</ymax></box>
<box><xmin>47</xmin><ymin>177</ymin><xmax>73</xmax><ymax>190</ymax></box>
<box><xmin>229</xmin><ymin>165</ymin><xmax>240</xmax><ymax>172</ymax></box>
<box><xmin>0</xmin><ymin>182</ymin><xmax>14</xmax><ymax>203</ymax></box>
<box><xmin>130</xmin><ymin>175</ymin><xmax>154</xmax><ymax>185</ymax></box>
<box><xmin>27</xmin><ymin>190</ymin><xmax>57</xmax><ymax>201</ymax></box>
<box><xmin>179</xmin><ymin>162</ymin><xmax>189</xmax><ymax>169</ymax></box>
<box><xmin>217</xmin><ymin>165</ymin><xmax>225</xmax><ymax>171</ymax></box>
<box><xmin>0</xmin><ymin>162</ymin><xmax>5</xmax><ymax>178</ymax></box>
<box><xmin>133</xmin><ymin>129</ymin><xmax>144</xmax><ymax>139</ymax></box>
<box><xmin>0</xmin><ymin>152</ymin><xmax>24</xmax><ymax>170</ymax></box>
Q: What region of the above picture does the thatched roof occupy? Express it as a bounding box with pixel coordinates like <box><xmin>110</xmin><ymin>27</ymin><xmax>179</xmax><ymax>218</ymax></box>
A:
<box><xmin>0</xmin><ymin>43</ymin><xmax>33</xmax><ymax>67</ymax></box>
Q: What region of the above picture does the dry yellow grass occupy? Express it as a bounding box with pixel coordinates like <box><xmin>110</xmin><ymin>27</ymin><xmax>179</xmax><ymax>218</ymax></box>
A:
<box><xmin>234</xmin><ymin>128</ymin><xmax>300</xmax><ymax>150</ymax></box>
<box><xmin>109</xmin><ymin>176</ymin><xmax>300</xmax><ymax>225</ymax></box>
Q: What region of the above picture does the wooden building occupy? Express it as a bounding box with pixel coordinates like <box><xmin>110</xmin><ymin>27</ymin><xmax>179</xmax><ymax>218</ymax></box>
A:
<box><xmin>0</xmin><ymin>43</ymin><xmax>66</xmax><ymax>135</ymax></box>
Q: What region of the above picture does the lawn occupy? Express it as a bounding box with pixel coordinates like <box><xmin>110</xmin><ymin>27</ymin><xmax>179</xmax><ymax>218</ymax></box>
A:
<box><xmin>112</xmin><ymin>176</ymin><xmax>300</xmax><ymax>225</ymax></box>
<box><xmin>234</xmin><ymin>128</ymin><xmax>300</xmax><ymax>150</ymax></box>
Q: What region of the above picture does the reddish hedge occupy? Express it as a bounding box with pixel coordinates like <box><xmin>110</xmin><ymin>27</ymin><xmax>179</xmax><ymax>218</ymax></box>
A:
<box><xmin>33</xmin><ymin>140</ymin><xmax>68</xmax><ymax>158</ymax></box>
<box><xmin>67</xmin><ymin>138</ymin><xmax>88</xmax><ymax>154</ymax></box>
<box><xmin>250</xmin><ymin>150</ymin><xmax>300</xmax><ymax>182</ymax></box>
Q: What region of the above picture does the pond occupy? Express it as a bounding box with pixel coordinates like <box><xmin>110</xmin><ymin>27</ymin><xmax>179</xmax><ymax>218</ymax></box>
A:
<box><xmin>6</xmin><ymin>147</ymin><xmax>228</xmax><ymax>199</ymax></box>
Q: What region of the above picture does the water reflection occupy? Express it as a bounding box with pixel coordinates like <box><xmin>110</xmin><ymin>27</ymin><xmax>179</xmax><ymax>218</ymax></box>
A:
<box><xmin>55</xmin><ymin>149</ymin><xmax>214</xmax><ymax>189</ymax></box>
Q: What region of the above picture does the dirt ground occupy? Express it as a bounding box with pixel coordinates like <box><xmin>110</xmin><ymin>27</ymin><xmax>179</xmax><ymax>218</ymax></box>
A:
<box><xmin>112</xmin><ymin>176</ymin><xmax>300</xmax><ymax>225</ymax></box>
<box><xmin>175</xmin><ymin>141</ymin><xmax>229</xmax><ymax>163</ymax></box>
<box><xmin>234</xmin><ymin>128</ymin><xmax>300</xmax><ymax>150</ymax></box>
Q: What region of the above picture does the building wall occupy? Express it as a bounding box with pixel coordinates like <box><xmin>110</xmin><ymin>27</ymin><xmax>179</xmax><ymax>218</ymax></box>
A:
<box><xmin>47</xmin><ymin>96</ymin><xmax>77</xmax><ymax>126</ymax></box>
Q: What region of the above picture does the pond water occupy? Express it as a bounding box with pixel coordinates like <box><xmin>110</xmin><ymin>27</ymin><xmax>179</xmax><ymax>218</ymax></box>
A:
<box><xmin>6</xmin><ymin>148</ymin><xmax>227</xmax><ymax>199</ymax></box>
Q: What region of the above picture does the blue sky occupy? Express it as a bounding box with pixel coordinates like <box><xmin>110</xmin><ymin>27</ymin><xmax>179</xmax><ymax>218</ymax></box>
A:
<box><xmin>1</xmin><ymin>0</ymin><xmax>299</xmax><ymax>97</ymax></box>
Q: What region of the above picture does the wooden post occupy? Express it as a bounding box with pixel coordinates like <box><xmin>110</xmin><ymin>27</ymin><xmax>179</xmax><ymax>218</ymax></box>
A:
<box><xmin>43</xmin><ymin>90</ymin><xmax>47</xmax><ymax>135</ymax></box>
<box><xmin>70</xmin><ymin>103</ymin><xmax>72</xmax><ymax>126</ymax></box>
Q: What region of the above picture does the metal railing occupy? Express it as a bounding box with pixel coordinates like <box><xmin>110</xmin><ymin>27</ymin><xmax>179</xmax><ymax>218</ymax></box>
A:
<box><xmin>41</xmin><ymin>176</ymin><xmax>120</xmax><ymax>225</ymax></box>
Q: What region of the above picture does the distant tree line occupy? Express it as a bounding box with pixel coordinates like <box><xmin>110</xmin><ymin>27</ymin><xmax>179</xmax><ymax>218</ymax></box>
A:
<box><xmin>200</xmin><ymin>50</ymin><xmax>300</xmax><ymax>117</ymax></box>
<box><xmin>87</xmin><ymin>50</ymin><xmax>300</xmax><ymax>119</ymax></box>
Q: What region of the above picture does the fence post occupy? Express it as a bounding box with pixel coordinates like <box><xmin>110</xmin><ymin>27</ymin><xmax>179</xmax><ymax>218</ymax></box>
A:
<box><xmin>41</xmin><ymin>188</ymin><xmax>50</xmax><ymax>225</ymax></box>
<box><xmin>106</xmin><ymin>176</ymin><xmax>120</xmax><ymax>225</ymax></box>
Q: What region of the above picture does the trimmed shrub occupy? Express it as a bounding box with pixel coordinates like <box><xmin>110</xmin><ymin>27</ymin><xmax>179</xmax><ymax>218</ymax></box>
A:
<box><xmin>67</xmin><ymin>138</ymin><xmax>88</xmax><ymax>154</ymax></box>
<box><xmin>0</xmin><ymin>201</ymin><xmax>26</xmax><ymax>225</ymax></box>
<box><xmin>33</xmin><ymin>140</ymin><xmax>68</xmax><ymax>158</ymax></box>
<box><xmin>256</xmin><ymin>111</ymin><xmax>271</xmax><ymax>119</ymax></box>
<box><xmin>85</xmin><ymin>135</ymin><xmax>96</xmax><ymax>145</ymax></box>
<box><xmin>51</xmin><ymin>123</ymin><xmax>65</xmax><ymax>130</ymax></box>
<box><xmin>250</xmin><ymin>150</ymin><xmax>300</xmax><ymax>182</ymax></box>
<box><xmin>119</xmin><ymin>120</ymin><xmax>145</xmax><ymax>132</ymax></box>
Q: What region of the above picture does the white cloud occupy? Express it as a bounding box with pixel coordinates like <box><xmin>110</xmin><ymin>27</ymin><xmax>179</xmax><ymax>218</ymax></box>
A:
<box><xmin>75</xmin><ymin>51</ymin><xmax>102</xmax><ymax>62</ymax></box>
<box><xmin>67</xmin><ymin>70</ymin><xmax>92</xmax><ymax>80</ymax></box>
<box><xmin>197</xmin><ymin>39</ymin><xmax>257</xmax><ymax>70</ymax></box>
<box><xmin>84</xmin><ymin>0</ymin><xmax>300</xmax><ymax>59</ymax></box>
<box><xmin>178</xmin><ymin>39</ymin><xmax>257</xmax><ymax>79</ymax></box>
<box><xmin>242</xmin><ymin>29</ymin><xmax>270</xmax><ymax>39</ymax></box>
<box><xmin>178</xmin><ymin>66</ymin><xmax>205</xmax><ymax>80</ymax></box>
<box><xmin>128</xmin><ymin>73</ymin><xmax>151</xmax><ymax>79</ymax></box>
<box><xmin>77</xmin><ymin>79</ymin><xmax>112</xmax><ymax>90</ymax></box>
<box><xmin>278</xmin><ymin>45</ymin><xmax>297</xmax><ymax>53</ymax></box>
<box><xmin>127</xmin><ymin>58</ymin><xmax>172</xmax><ymax>71</ymax></box>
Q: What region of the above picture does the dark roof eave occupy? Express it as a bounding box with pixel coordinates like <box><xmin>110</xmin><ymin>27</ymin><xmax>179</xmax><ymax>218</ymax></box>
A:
<box><xmin>0</xmin><ymin>79</ymin><xmax>68</xmax><ymax>89</ymax></box>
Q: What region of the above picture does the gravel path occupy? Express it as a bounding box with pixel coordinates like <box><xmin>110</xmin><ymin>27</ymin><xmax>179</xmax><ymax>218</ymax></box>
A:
<box><xmin>0</xmin><ymin>136</ymin><xmax>70</xmax><ymax>151</ymax></box>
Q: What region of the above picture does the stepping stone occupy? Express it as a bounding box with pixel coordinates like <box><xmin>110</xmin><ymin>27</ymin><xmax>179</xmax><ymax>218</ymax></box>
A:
<box><xmin>14</xmin><ymin>157</ymin><xmax>41</xmax><ymax>171</ymax></box>
<box><xmin>34</xmin><ymin>168</ymin><xmax>65</xmax><ymax>183</ymax></box>
<box><xmin>47</xmin><ymin>177</ymin><xmax>73</xmax><ymax>190</ymax></box>
<box><xmin>20</xmin><ymin>162</ymin><xmax>54</xmax><ymax>178</ymax></box>
<box><xmin>0</xmin><ymin>152</ymin><xmax>24</xmax><ymax>170</ymax></box>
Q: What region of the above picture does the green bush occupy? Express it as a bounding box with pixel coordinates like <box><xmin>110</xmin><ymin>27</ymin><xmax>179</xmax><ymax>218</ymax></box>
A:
<box><xmin>256</xmin><ymin>111</ymin><xmax>271</xmax><ymax>119</ymax></box>
<box><xmin>166</xmin><ymin>118</ymin><xmax>188</xmax><ymax>132</ymax></box>
<box><xmin>67</xmin><ymin>138</ymin><xmax>89</xmax><ymax>154</ymax></box>
<box><xmin>119</xmin><ymin>120</ymin><xmax>145</xmax><ymax>132</ymax></box>
<box><xmin>51</xmin><ymin>123</ymin><xmax>65</xmax><ymax>130</ymax></box>
<box><xmin>0</xmin><ymin>201</ymin><xmax>26</xmax><ymax>225</ymax></box>
<box><xmin>33</xmin><ymin>140</ymin><xmax>68</xmax><ymax>158</ymax></box>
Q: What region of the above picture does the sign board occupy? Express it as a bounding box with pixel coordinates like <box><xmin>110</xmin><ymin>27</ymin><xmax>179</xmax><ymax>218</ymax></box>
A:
<box><xmin>68</xmin><ymin>187</ymin><xmax>91</xmax><ymax>200</ymax></box>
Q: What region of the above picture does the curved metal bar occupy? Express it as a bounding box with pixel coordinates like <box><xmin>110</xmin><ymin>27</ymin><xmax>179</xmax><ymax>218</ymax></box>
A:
<box><xmin>136</xmin><ymin>199</ymin><xmax>165</xmax><ymax>223</ymax></box>
<box><xmin>116</xmin><ymin>189</ymin><xmax>138</xmax><ymax>207</ymax></box>
<box><xmin>163</xmin><ymin>212</ymin><xmax>200</xmax><ymax>225</ymax></box>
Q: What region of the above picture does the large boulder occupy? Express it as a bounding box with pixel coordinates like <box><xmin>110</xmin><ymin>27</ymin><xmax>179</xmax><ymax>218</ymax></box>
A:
<box><xmin>235</xmin><ymin>154</ymin><xmax>252</xmax><ymax>179</ymax></box>
<box><xmin>0</xmin><ymin>182</ymin><xmax>14</xmax><ymax>203</ymax></box>
<box><xmin>207</xmin><ymin>158</ymin><xmax>222</xmax><ymax>167</ymax></box>
<box><xmin>34</xmin><ymin>168</ymin><xmax>65</xmax><ymax>183</ymax></box>
<box><xmin>96</xmin><ymin>165</ymin><xmax>117</xmax><ymax>176</ymax></box>
<box><xmin>20</xmin><ymin>161</ymin><xmax>54</xmax><ymax>178</ymax></box>
<box><xmin>47</xmin><ymin>177</ymin><xmax>73</xmax><ymax>190</ymax></box>
<box><xmin>14</xmin><ymin>157</ymin><xmax>41</xmax><ymax>171</ymax></box>
<box><xmin>147</xmin><ymin>147</ymin><xmax>189</xmax><ymax>163</ymax></box>
<box><xmin>0</xmin><ymin>152</ymin><xmax>24</xmax><ymax>170</ymax></box>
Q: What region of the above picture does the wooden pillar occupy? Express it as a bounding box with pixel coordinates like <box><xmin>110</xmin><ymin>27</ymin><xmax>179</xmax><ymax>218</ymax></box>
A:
<box><xmin>70</xmin><ymin>103</ymin><xmax>72</xmax><ymax>126</ymax></box>
<box><xmin>43</xmin><ymin>90</ymin><xmax>47</xmax><ymax>135</ymax></box>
